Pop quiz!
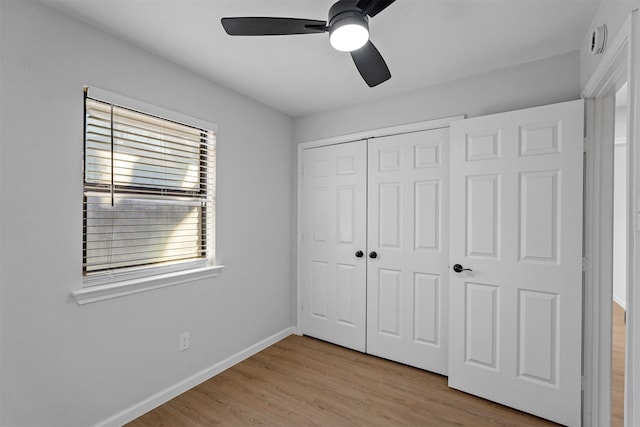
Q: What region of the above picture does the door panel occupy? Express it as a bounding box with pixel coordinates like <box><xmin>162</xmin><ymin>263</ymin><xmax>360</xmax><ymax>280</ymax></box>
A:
<box><xmin>301</xmin><ymin>141</ymin><xmax>367</xmax><ymax>352</ymax></box>
<box><xmin>415</xmin><ymin>180</ymin><xmax>440</xmax><ymax>250</ymax></box>
<box><xmin>414</xmin><ymin>272</ymin><xmax>440</xmax><ymax>345</ymax></box>
<box><xmin>367</xmin><ymin>128</ymin><xmax>450</xmax><ymax>374</ymax></box>
<box><xmin>465</xmin><ymin>282</ymin><xmax>499</xmax><ymax>369</ymax></box>
<box><xmin>379</xmin><ymin>183</ymin><xmax>402</xmax><ymax>248</ymax></box>
<box><xmin>449</xmin><ymin>100</ymin><xmax>583</xmax><ymax>426</ymax></box>
<box><xmin>519</xmin><ymin>171</ymin><xmax>558</xmax><ymax>262</ymax></box>
<box><xmin>466</xmin><ymin>174</ymin><xmax>500</xmax><ymax>258</ymax></box>
<box><xmin>378</xmin><ymin>268</ymin><xmax>401</xmax><ymax>336</ymax></box>
<box><xmin>517</xmin><ymin>289</ymin><xmax>558</xmax><ymax>385</ymax></box>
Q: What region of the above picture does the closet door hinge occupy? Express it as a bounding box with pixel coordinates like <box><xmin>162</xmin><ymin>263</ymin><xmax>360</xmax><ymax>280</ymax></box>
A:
<box><xmin>582</xmin><ymin>257</ymin><xmax>589</xmax><ymax>272</ymax></box>
<box><xmin>583</xmin><ymin>137</ymin><xmax>592</xmax><ymax>153</ymax></box>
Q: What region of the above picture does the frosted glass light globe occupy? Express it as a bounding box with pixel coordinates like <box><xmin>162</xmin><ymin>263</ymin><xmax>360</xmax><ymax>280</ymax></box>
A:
<box><xmin>330</xmin><ymin>22</ymin><xmax>369</xmax><ymax>52</ymax></box>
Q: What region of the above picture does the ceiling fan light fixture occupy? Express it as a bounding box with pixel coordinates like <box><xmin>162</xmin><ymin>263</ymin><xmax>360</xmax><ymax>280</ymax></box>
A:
<box><xmin>221</xmin><ymin>0</ymin><xmax>396</xmax><ymax>86</ymax></box>
<box><xmin>329</xmin><ymin>14</ymin><xmax>369</xmax><ymax>52</ymax></box>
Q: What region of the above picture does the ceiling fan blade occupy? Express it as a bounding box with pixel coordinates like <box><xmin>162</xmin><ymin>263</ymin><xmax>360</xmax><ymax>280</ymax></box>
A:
<box><xmin>356</xmin><ymin>0</ymin><xmax>396</xmax><ymax>17</ymax></box>
<box><xmin>221</xmin><ymin>17</ymin><xmax>327</xmax><ymax>36</ymax></box>
<box><xmin>350</xmin><ymin>41</ymin><xmax>391</xmax><ymax>87</ymax></box>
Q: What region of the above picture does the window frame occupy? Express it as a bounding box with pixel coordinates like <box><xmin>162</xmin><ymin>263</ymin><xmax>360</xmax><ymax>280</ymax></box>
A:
<box><xmin>74</xmin><ymin>87</ymin><xmax>222</xmax><ymax>303</ymax></box>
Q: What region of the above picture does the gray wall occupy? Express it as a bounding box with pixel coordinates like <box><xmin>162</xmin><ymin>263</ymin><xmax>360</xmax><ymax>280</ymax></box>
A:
<box><xmin>0</xmin><ymin>1</ymin><xmax>293</xmax><ymax>425</ymax></box>
<box><xmin>294</xmin><ymin>51</ymin><xmax>581</xmax><ymax>143</ymax></box>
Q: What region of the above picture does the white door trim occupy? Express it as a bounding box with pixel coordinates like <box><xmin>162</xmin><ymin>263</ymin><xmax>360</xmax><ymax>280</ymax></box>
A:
<box><xmin>297</xmin><ymin>116</ymin><xmax>465</xmax><ymax>150</ymax></box>
<box><xmin>582</xmin><ymin>10</ymin><xmax>639</xmax><ymax>427</ymax></box>
<box><xmin>295</xmin><ymin>116</ymin><xmax>464</xmax><ymax>336</ymax></box>
<box><xmin>583</xmin><ymin>95</ymin><xmax>616</xmax><ymax>427</ymax></box>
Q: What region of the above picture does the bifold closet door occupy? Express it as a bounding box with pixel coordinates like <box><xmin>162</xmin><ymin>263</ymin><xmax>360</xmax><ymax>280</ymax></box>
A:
<box><xmin>300</xmin><ymin>140</ymin><xmax>367</xmax><ymax>352</ymax></box>
<box><xmin>448</xmin><ymin>100</ymin><xmax>583</xmax><ymax>426</ymax></box>
<box><xmin>366</xmin><ymin>128</ymin><xmax>450</xmax><ymax>374</ymax></box>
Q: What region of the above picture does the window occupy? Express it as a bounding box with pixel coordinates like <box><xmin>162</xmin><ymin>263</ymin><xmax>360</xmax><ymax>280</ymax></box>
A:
<box><xmin>83</xmin><ymin>92</ymin><xmax>215</xmax><ymax>285</ymax></box>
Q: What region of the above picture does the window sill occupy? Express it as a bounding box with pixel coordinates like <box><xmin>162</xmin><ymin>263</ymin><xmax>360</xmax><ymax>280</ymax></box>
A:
<box><xmin>71</xmin><ymin>265</ymin><xmax>224</xmax><ymax>305</ymax></box>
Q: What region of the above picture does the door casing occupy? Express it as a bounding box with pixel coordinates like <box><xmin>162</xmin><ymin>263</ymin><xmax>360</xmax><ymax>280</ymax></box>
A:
<box><xmin>582</xmin><ymin>10</ymin><xmax>639</xmax><ymax>427</ymax></box>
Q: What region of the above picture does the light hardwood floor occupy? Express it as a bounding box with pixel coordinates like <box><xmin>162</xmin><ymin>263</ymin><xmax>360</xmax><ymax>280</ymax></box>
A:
<box><xmin>612</xmin><ymin>302</ymin><xmax>626</xmax><ymax>427</ymax></box>
<box><xmin>128</xmin><ymin>335</ymin><xmax>559</xmax><ymax>426</ymax></box>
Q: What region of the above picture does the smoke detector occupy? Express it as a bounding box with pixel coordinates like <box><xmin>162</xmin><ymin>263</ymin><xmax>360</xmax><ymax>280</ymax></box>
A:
<box><xmin>590</xmin><ymin>25</ymin><xmax>607</xmax><ymax>55</ymax></box>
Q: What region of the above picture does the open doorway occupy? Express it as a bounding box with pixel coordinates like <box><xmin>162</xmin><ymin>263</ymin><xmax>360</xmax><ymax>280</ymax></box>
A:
<box><xmin>612</xmin><ymin>82</ymin><xmax>628</xmax><ymax>427</ymax></box>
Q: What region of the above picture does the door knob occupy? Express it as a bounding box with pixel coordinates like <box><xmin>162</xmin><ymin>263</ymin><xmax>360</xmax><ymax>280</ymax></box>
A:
<box><xmin>369</xmin><ymin>251</ymin><xmax>378</xmax><ymax>259</ymax></box>
<box><xmin>355</xmin><ymin>250</ymin><xmax>364</xmax><ymax>258</ymax></box>
<box><xmin>453</xmin><ymin>264</ymin><xmax>472</xmax><ymax>273</ymax></box>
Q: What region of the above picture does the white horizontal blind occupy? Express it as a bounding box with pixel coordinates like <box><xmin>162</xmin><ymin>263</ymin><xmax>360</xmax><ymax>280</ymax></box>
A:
<box><xmin>83</xmin><ymin>96</ymin><xmax>215</xmax><ymax>277</ymax></box>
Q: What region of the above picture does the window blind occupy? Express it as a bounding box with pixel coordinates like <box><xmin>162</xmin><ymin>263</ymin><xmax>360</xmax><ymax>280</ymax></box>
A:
<box><xmin>83</xmin><ymin>97</ymin><xmax>215</xmax><ymax>277</ymax></box>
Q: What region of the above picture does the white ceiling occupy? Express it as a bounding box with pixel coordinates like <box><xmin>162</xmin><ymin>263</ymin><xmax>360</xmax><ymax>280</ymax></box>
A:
<box><xmin>42</xmin><ymin>0</ymin><xmax>601</xmax><ymax>117</ymax></box>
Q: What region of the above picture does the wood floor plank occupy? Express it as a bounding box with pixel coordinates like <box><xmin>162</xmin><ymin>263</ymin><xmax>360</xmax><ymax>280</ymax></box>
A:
<box><xmin>127</xmin><ymin>335</ymin><xmax>561</xmax><ymax>426</ymax></box>
<box><xmin>612</xmin><ymin>302</ymin><xmax>625</xmax><ymax>427</ymax></box>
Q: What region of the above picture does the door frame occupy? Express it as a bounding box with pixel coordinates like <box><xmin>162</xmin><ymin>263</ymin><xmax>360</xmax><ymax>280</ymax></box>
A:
<box><xmin>295</xmin><ymin>116</ymin><xmax>464</xmax><ymax>336</ymax></box>
<box><xmin>582</xmin><ymin>10</ymin><xmax>639</xmax><ymax>427</ymax></box>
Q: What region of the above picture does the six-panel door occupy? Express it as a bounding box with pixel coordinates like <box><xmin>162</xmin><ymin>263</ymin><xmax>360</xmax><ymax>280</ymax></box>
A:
<box><xmin>301</xmin><ymin>140</ymin><xmax>367</xmax><ymax>352</ymax></box>
<box><xmin>366</xmin><ymin>129</ymin><xmax>450</xmax><ymax>374</ymax></box>
<box><xmin>448</xmin><ymin>100</ymin><xmax>583</xmax><ymax>426</ymax></box>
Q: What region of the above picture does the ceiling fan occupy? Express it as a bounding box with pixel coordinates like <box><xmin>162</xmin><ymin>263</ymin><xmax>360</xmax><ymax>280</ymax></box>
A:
<box><xmin>221</xmin><ymin>0</ymin><xmax>396</xmax><ymax>87</ymax></box>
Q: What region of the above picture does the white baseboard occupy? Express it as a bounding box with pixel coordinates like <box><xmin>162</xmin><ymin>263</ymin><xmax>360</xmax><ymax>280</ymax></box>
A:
<box><xmin>95</xmin><ymin>326</ymin><xmax>296</xmax><ymax>427</ymax></box>
<box><xmin>614</xmin><ymin>295</ymin><xmax>627</xmax><ymax>311</ymax></box>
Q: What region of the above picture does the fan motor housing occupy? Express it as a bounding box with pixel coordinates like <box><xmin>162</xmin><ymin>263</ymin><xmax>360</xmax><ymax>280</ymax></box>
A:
<box><xmin>329</xmin><ymin>0</ymin><xmax>368</xmax><ymax>27</ymax></box>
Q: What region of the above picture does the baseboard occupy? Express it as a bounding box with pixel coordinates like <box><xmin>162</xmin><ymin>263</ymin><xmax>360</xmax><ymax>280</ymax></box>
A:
<box><xmin>613</xmin><ymin>295</ymin><xmax>627</xmax><ymax>311</ymax></box>
<box><xmin>95</xmin><ymin>326</ymin><xmax>296</xmax><ymax>427</ymax></box>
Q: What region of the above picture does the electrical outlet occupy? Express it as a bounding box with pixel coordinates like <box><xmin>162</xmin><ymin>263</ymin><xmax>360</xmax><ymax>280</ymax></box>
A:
<box><xmin>179</xmin><ymin>332</ymin><xmax>190</xmax><ymax>351</ymax></box>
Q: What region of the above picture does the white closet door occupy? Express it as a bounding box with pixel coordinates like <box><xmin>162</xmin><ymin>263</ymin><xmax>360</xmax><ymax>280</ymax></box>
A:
<box><xmin>448</xmin><ymin>100</ymin><xmax>583</xmax><ymax>426</ymax></box>
<box><xmin>367</xmin><ymin>128</ymin><xmax>450</xmax><ymax>374</ymax></box>
<box><xmin>301</xmin><ymin>140</ymin><xmax>367</xmax><ymax>352</ymax></box>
